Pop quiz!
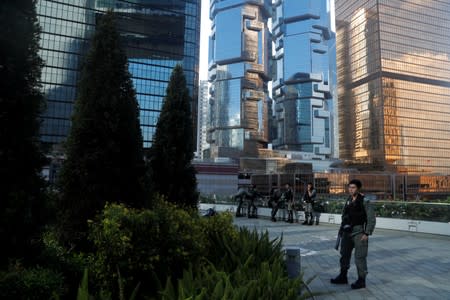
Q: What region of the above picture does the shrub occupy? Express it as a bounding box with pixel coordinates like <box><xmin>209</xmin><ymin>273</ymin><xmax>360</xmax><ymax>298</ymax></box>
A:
<box><xmin>160</xmin><ymin>228</ymin><xmax>311</xmax><ymax>300</ymax></box>
<box><xmin>88</xmin><ymin>200</ymin><xmax>206</xmax><ymax>297</ymax></box>
<box><xmin>0</xmin><ymin>265</ymin><xmax>65</xmax><ymax>299</ymax></box>
<box><xmin>39</xmin><ymin>226</ymin><xmax>88</xmax><ymax>298</ymax></box>
<box><xmin>197</xmin><ymin>211</ymin><xmax>237</xmax><ymax>257</ymax></box>
<box><xmin>204</xmin><ymin>227</ymin><xmax>284</xmax><ymax>273</ymax></box>
<box><xmin>324</xmin><ymin>199</ymin><xmax>450</xmax><ymax>222</ymax></box>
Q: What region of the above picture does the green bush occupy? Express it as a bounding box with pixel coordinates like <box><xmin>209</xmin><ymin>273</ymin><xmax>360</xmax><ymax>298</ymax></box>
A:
<box><xmin>204</xmin><ymin>227</ymin><xmax>284</xmax><ymax>273</ymax></box>
<box><xmin>83</xmin><ymin>199</ymin><xmax>315</xmax><ymax>298</ymax></box>
<box><xmin>161</xmin><ymin>262</ymin><xmax>305</xmax><ymax>300</ymax></box>
<box><xmin>76</xmin><ymin>268</ymin><xmax>140</xmax><ymax>300</ymax></box>
<box><xmin>39</xmin><ymin>226</ymin><xmax>88</xmax><ymax>298</ymax></box>
<box><xmin>160</xmin><ymin>228</ymin><xmax>312</xmax><ymax>300</ymax></box>
<box><xmin>323</xmin><ymin>200</ymin><xmax>450</xmax><ymax>222</ymax></box>
<box><xmin>88</xmin><ymin>200</ymin><xmax>206</xmax><ymax>298</ymax></box>
<box><xmin>0</xmin><ymin>265</ymin><xmax>65</xmax><ymax>299</ymax></box>
<box><xmin>197</xmin><ymin>211</ymin><xmax>237</xmax><ymax>256</ymax></box>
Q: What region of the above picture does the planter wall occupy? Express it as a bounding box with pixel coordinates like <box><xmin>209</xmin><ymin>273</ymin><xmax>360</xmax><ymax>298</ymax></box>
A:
<box><xmin>200</xmin><ymin>203</ymin><xmax>450</xmax><ymax>236</ymax></box>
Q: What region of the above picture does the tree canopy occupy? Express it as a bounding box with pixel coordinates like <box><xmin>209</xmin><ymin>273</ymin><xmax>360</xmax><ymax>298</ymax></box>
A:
<box><xmin>58</xmin><ymin>11</ymin><xmax>146</xmax><ymax>242</ymax></box>
<box><xmin>148</xmin><ymin>65</ymin><xmax>198</xmax><ymax>209</ymax></box>
<box><xmin>0</xmin><ymin>0</ymin><xmax>47</xmax><ymax>265</ymax></box>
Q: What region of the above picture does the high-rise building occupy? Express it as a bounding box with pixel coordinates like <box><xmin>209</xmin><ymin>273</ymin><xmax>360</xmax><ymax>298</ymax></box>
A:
<box><xmin>271</xmin><ymin>0</ymin><xmax>334</xmax><ymax>159</ymax></box>
<box><xmin>208</xmin><ymin>0</ymin><xmax>272</xmax><ymax>159</ymax></box>
<box><xmin>197</xmin><ymin>80</ymin><xmax>209</xmax><ymax>159</ymax></box>
<box><xmin>37</xmin><ymin>0</ymin><xmax>201</xmax><ymax>148</ymax></box>
<box><xmin>336</xmin><ymin>0</ymin><xmax>450</xmax><ymax>174</ymax></box>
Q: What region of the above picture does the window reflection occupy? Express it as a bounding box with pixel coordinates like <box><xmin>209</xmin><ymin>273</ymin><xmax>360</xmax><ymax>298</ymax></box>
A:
<box><xmin>208</xmin><ymin>0</ymin><xmax>271</xmax><ymax>158</ymax></box>
<box><xmin>37</xmin><ymin>0</ymin><xmax>201</xmax><ymax>147</ymax></box>
<box><xmin>336</xmin><ymin>0</ymin><xmax>450</xmax><ymax>173</ymax></box>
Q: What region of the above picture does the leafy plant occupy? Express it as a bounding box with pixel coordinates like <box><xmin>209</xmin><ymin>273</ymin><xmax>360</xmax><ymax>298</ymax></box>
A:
<box><xmin>88</xmin><ymin>201</ymin><xmax>206</xmax><ymax>297</ymax></box>
<box><xmin>0</xmin><ymin>0</ymin><xmax>48</xmax><ymax>267</ymax></box>
<box><xmin>0</xmin><ymin>265</ymin><xmax>65</xmax><ymax>300</ymax></box>
<box><xmin>76</xmin><ymin>268</ymin><xmax>140</xmax><ymax>300</ymax></box>
<box><xmin>160</xmin><ymin>228</ymin><xmax>313</xmax><ymax>300</ymax></box>
<box><xmin>57</xmin><ymin>10</ymin><xmax>146</xmax><ymax>247</ymax></box>
<box><xmin>324</xmin><ymin>200</ymin><xmax>450</xmax><ymax>222</ymax></box>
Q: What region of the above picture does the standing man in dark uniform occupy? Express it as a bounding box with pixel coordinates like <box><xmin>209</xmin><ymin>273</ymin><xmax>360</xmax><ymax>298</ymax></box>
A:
<box><xmin>234</xmin><ymin>186</ymin><xmax>247</xmax><ymax>217</ymax></box>
<box><xmin>331</xmin><ymin>179</ymin><xmax>376</xmax><ymax>289</ymax></box>
<box><xmin>246</xmin><ymin>184</ymin><xmax>259</xmax><ymax>218</ymax></box>
<box><xmin>302</xmin><ymin>182</ymin><xmax>316</xmax><ymax>225</ymax></box>
<box><xmin>283</xmin><ymin>183</ymin><xmax>294</xmax><ymax>223</ymax></box>
<box><xmin>269</xmin><ymin>183</ymin><xmax>281</xmax><ymax>222</ymax></box>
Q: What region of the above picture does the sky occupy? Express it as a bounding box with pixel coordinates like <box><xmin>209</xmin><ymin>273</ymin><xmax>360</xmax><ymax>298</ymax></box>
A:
<box><xmin>199</xmin><ymin>0</ymin><xmax>211</xmax><ymax>81</ymax></box>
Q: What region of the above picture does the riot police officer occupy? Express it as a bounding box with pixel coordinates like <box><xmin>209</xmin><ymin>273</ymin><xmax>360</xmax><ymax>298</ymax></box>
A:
<box><xmin>246</xmin><ymin>184</ymin><xmax>259</xmax><ymax>218</ymax></box>
<box><xmin>331</xmin><ymin>179</ymin><xmax>376</xmax><ymax>289</ymax></box>
<box><xmin>283</xmin><ymin>183</ymin><xmax>294</xmax><ymax>223</ymax></box>
<box><xmin>234</xmin><ymin>186</ymin><xmax>247</xmax><ymax>217</ymax></box>
<box><xmin>302</xmin><ymin>182</ymin><xmax>316</xmax><ymax>225</ymax></box>
<box><xmin>269</xmin><ymin>183</ymin><xmax>281</xmax><ymax>222</ymax></box>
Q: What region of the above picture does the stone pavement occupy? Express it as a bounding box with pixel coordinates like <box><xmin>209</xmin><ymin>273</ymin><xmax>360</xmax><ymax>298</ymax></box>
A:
<box><xmin>233</xmin><ymin>217</ymin><xmax>450</xmax><ymax>300</ymax></box>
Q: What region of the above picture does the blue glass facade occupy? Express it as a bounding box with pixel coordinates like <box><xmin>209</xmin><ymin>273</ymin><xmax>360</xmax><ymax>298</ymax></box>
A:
<box><xmin>208</xmin><ymin>0</ymin><xmax>272</xmax><ymax>158</ymax></box>
<box><xmin>37</xmin><ymin>0</ymin><xmax>201</xmax><ymax>148</ymax></box>
<box><xmin>272</xmin><ymin>0</ymin><xmax>334</xmax><ymax>158</ymax></box>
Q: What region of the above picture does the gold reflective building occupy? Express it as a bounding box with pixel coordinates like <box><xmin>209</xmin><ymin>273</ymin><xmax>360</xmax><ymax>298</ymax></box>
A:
<box><xmin>336</xmin><ymin>0</ymin><xmax>450</xmax><ymax>174</ymax></box>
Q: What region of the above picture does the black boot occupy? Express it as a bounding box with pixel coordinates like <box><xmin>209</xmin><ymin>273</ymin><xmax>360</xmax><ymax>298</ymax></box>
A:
<box><xmin>351</xmin><ymin>277</ymin><xmax>366</xmax><ymax>289</ymax></box>
<box><xmin>330</xmin><ymin>269</ymin><xmax>348</xmax><ymax>284</ymax></box>
<box><xmin>306</xmin><ymin>214</ymin><xmax>313</xmax><ymax>225</ymax></box>
<box><xmin>302</xmin><ymin>218</ymin><xmax>308</xmax><ymax>225</ymax></box>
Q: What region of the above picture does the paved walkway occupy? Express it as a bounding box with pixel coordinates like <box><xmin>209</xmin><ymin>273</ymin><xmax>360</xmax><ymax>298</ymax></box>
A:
<box><xmin>233</xmin><ymin>218</ymin><xmax>450</xmax><ymax>300</ymax></box>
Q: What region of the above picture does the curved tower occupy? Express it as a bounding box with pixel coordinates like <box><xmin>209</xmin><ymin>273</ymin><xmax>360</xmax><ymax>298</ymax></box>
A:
<box><xmin>208</xmin><ymin>0</ymin><xmax>272</xmax><ymax>159</ymax></box>
<box><xmin>272</xmin><ymin>0</ymin><xmax>333</xmax><ymax>158</ymax></box>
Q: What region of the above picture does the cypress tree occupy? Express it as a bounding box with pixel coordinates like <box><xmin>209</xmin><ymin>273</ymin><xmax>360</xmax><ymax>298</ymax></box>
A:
<box><xmin>0</xmin><ymin>0</ymin><xmax>47</xmax><ymax>265</ymax></box>
<box><xmin>58</xmin><ymin>11</ymin><xmax>146</xmax><ymax>242</ymax></box>
<box><xmin>148</xmin><ymin>65</ymin><xmax>198</xmax><ymax>209</ymax></box>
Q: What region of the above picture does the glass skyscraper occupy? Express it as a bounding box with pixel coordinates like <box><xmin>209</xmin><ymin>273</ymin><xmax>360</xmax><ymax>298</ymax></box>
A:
<box><xmin>37</xmin><ymin>0</ymin><xmax>201</xmax><ymax>148</ymax></box>
<box><xmin>208</xmin><ymin>0</ymin><xmax>272</xmax><ymax>159</ymax></box>
<box><xmin>271</xmin><ymin>0</ymin><xmax>334</xmax><ymax>158</ymax></box>
<box><xmin>336</xmin><ymin>0</ymin><xmax>450</xmax><ymax>174</ymax></box>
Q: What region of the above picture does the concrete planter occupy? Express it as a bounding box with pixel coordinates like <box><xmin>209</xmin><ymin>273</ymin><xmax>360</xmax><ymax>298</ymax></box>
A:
<box><xmin>200</xmin><ymin>203</ymin><xmax>450</xmax><ymax>236</ymax></box>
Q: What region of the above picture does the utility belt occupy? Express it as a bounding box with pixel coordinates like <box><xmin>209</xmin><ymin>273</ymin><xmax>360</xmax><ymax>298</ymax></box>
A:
<box><xmin>341</xmin><ymin>224</ymin><xmax>366</xmax><ymax>235</ymax></box>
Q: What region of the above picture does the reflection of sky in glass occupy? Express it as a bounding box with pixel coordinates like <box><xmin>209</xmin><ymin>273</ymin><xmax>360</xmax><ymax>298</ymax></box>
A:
<box><xmin>128</xmin><ymin>58</ymin><xmax>182</xmax><ymax>148</ymax></box>
<box><xmin>216</xmin><ymin>78</ymin><xmax>241</xmax><ymax>127</ymax></box>
<box><xmin>209</xmin><ymin>1</ymin><xmax>271</xmax><ymax>155</ymax></box>
<box><xmin>214</xmin><ymin>9</ymin><xmax>242</xmax><ymax>62</ymax></box>
<box><xmin>272</xmin><ymin>0</ymin><xmax>332</xmax><ymax>155</ymax></box>
<box><xmin>36</xmin><ymin>0</ymin><xmax>200</xmax><ymax>147</ymax></box>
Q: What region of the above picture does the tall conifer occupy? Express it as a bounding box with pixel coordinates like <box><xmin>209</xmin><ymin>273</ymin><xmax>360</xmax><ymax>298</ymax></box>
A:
<box><xmin>148</xmin><ymin>65</ymin><xmax>198</xmax><ymax>209</ymax></box>
<box><xmin>0</xmin><ymin>0</ymin><xmax>47</xmax><ymax>265</ymax></box>
<box><xmin>58</xmin><ymin>11</ymin><xmax>145</xmax><ymax>242</ymax></box>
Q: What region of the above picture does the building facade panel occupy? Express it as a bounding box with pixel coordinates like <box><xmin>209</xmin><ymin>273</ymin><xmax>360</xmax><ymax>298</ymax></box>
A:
<box><xmin>37</xmin><ymin>0</ymin><xmax>201</xmax><ymax>148</ymax></box>
<box><xmin>336</xmin><ymin>0</ymin><xmax>450</xmax><ymax>174</ymax></box>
